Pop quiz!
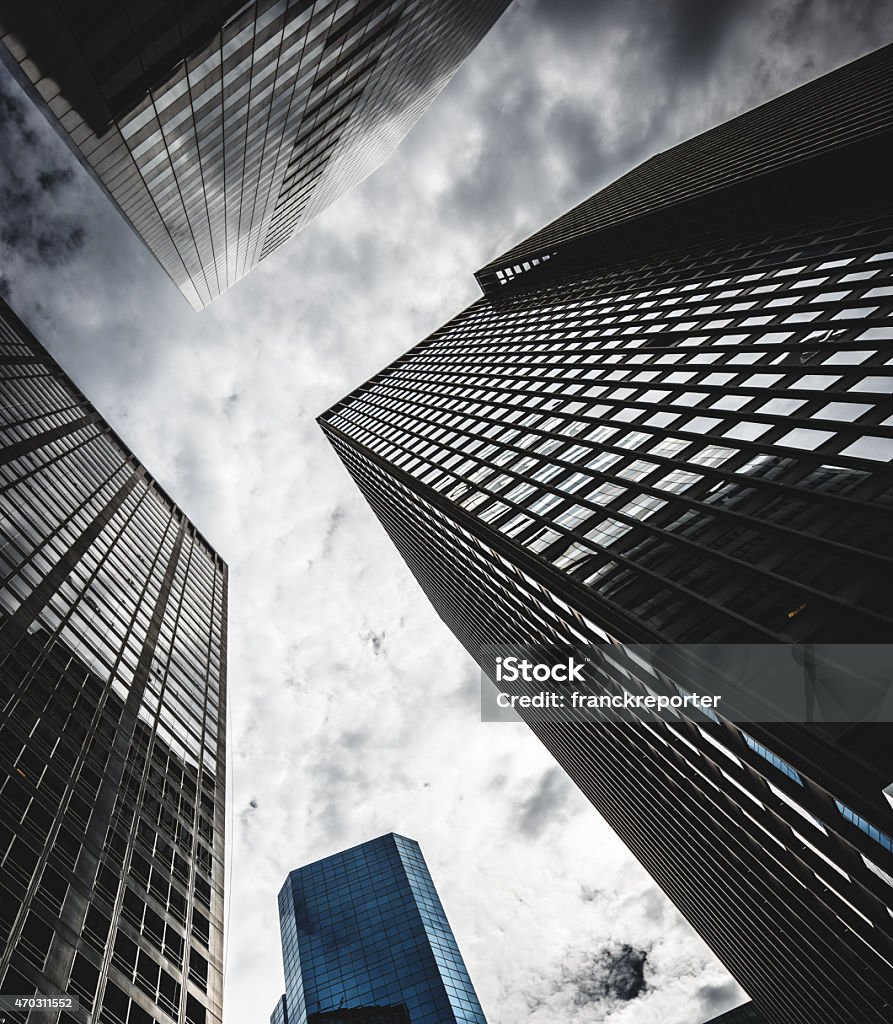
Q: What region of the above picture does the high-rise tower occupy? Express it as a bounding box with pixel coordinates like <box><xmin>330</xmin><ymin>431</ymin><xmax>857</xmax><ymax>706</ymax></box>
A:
<box><xmin>320</xmin><ymin>44</ymin><xmax>893</xmax><ymax>1024</ymax></box>
<box><xmin>0</xmin><ymin>0</ymin><xmax>512</xmax><ymax>308</ymax></box>
<box><xmin>271</xmin><ymin>834</ymin><xmax>486</xmax><ymax>1024</ymax></box>
<box><xmin>0</xmin><ymin>296</ymin><xmax>227</xmax><ymax>1024</ymax></box>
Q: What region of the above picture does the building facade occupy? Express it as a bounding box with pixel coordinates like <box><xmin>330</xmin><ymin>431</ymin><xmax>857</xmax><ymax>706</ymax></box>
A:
<box><xmin>320</xmin><ymin>45</ymin><xmax>893</xmax><ymax>1024</ymax></box>
<box><xmin>0</xmin><ymin>0</ymin><xmax>511</xmax><ymax>309</ymax></box>
<box><xmin>271</xmin><ymin>834</ymin><xmax>486</xmax><ymax>1024</ymax></box>
<box><xmin>0</xmin><ymin>296</ymin><xmax>227</xmax><ymax>1024</ymax></box>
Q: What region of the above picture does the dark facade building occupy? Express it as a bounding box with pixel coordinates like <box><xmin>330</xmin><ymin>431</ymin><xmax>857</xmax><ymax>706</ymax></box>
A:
<box><xmin>0</xmin><ymin>295</ymin><xmax>227</xmax><ymax>1024</ymax></box>
<box><xmin>271</xmin><ymin>833</ymin><xmax>486</xmax><ymax>1024</ymax></box>
<box><xmin>0</xmin><ymin>0</ymin><xmax>511</xmax><ymax>309</ymax></box>
<box><xmin>320</xmin><ymin>44</ymin><xmax>893</xmax><ymax>1024</ymax></box>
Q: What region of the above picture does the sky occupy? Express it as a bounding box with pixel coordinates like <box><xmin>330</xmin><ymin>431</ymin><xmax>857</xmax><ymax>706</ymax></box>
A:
<box><xmin>2</xmin><ymin>1</ymin><xmax>893</xmax><ymax>1022</ymax></box>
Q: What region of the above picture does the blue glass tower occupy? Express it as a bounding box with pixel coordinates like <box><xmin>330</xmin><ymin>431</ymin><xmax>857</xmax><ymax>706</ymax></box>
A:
<box><xmin>270</xmin><ymin>834</ymin><xmax>486</xmax><ymax>1024</ymax></box>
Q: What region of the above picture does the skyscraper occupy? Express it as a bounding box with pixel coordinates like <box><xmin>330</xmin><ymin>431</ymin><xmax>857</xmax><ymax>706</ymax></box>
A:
<box><xmin>0</xmin><ymin>0</ymin><xmax>512</xmax><ymax>309</ymax></box>
<box><xmin>0</xmin><ymin>295</ymin><xmax>227</xmax><ymax>1024</ymax></box>
<box><xmin>320</xmin><ymin>44</ymin><xmax>893</xmax><ymax>1024</ymax></box>
<box><xmin>271</xmin><ymin>833</ymin><xmax>486</xmax><ymax>1024</ymax></box>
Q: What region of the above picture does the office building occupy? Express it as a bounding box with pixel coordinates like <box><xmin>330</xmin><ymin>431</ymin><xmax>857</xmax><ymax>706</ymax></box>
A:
<box><xmin>0</xmin><ymin>0</ymin><xmax>512</xmax><ymax>309</ymax></box>
<box><xmin>320</xmin><ymin>44</ymin><xmax>893</xmax><ymax>1024</ymax></box>
<box><xmin>271</xmin><ymin>833</ymin><xmax>486</xmax><ymax>1024</ymax></box>
<box><xmin>0</xmin><ymin>295</ymin><xmax>227</xmax><ymax>1024</ymax></box>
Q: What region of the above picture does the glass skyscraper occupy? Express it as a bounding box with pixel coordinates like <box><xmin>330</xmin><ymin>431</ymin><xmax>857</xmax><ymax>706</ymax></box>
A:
<box><xmin>0</xmin><ymin>0</ymin><xmax>512</xmax><ymax>309</ymax></box>
<box><xmin>0</xmin><ymin>295</ymin><xmax>227</xmax><ymax>1024</ymax></box>
<box><xmin>271</xmin><ymin>833</ymin><xmax>486</xmax><ymax>1024</ymax></box>
<box><xmin>320</xmin><ymin>44</ymin><xmax>893</xmax><ymax>1024</ymax></box>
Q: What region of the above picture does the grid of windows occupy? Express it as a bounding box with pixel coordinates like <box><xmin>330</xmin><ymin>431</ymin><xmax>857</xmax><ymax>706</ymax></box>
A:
<box><xmin>326</xmin><ymin>210</ymin><xmax>893</xmax><ymax>644</ymax></box>
<box><xmin>273</xmin><ymin>834</ymin><xmax>486</xmax><ymax>1024</ymax></box>
<box><xmin>0</xmin><ymin>1</ymin><xmax>511</xmax><ymax>308</ymax></box>
<box><xmin>0</xmin><ymin>296</ymin><xmax>227</xmax><ymax>1024</ymax></box>
<box><xmin>319</xmin><ymin>44</ymin><xmax>893</xmax><ymax>1024</ymax></box>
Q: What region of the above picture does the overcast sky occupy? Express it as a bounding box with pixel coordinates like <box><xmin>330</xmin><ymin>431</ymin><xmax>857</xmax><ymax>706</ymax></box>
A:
<box><xmin>2</xmin><ymin>1</ymin><xmax>893</xmax><ymax>1022</ymax></box>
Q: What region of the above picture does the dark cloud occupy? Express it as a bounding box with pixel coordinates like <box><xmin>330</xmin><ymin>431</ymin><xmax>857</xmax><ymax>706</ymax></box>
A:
<box><xmin>530</xmin><ymin>0</ymin><xmax>891</xmax><ymax>79</ymax></box>
<box><xmin>661</xmin><ymin>0</ymin><xmax>756</xmax><ymax>73</ymax></box>
<box><xmin>37</xmin><ymin>167</ymin><xmax>74</xmax><ymax>192</ymax></box>
<box><xmin>424</xmin><ymin>0</ymin><xmax>893</xmax><ymax>274</ymax></box>
<box><xmin>0</xmin><ymin>76</ymin><xmax>87</xmax><ymax>278</ymax></box>
<box><xmin>362</xmin><ymin>630</ymin><xmax>386</xmax><ymax>655</ymax></box>
<box><xmin>530</xmin><ymin>0</ymin><xmax>753</xmax><ymax>63</ymax></box>
<box><xmin>562</xmin><ymin>943</ymin><xmax>648</xmax><ymax>1006</ymax></box>
<box><xmin>516</xmin><ymin>766</ymin><xmax>572</xmax><ymax>837</ymax></box>
<box><xmin>339</xmin><ymin>730</ymin><xmax>369</xmax><ymax>750</ymax></box>
<box><xmin>0</xmin><ymin>86</ymin><xmax>37</xmax><ymax>145</ymax></box>
<box><xmin>35</xmin><ymin>224</ymin><xmax>85</xmax><ymax>266</ymax></box>
<box><xmin>697</xmin><ymin>982</ymin><xmax>748</xmax><ymax>1016</ymax></box>
<box><xmin>238</xmin><ymin>798</ymin><xmax>259</xmax><ymax>829</ymax></box>
<box><xmin>321</xmin><ymin>505</ymin><xmax>347</xmax><ymax>558</ymax></box>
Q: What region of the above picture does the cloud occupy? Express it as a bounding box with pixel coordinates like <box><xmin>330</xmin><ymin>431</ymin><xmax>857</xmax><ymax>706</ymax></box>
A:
<box><xmin>0</xmin><ymin>80</ymin><xmax>87</xmax><ymax>280</ymax></box>
<box><xmin>417</xmin><ymin>0</ymin><xmax>893</xmax><ymax>276</ymax></box>
<box><xmin>696</xmin><ymin>983</ymin><xmax>748</xmax><ymax>1017</ymax></box>
<box><xmin>562</xmin><ymin>943</ymin><xmax>648</xmax><ymax>1006</ymax></box>
<box><xmin>362</xmin><ymin>630</ymin><xmax>387</xmax><ymax>656</ymax></box>
<box><xmin>516</xmin><ymin>766</ymin><xmax>574</xmax><ymax>837</ymax></box>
